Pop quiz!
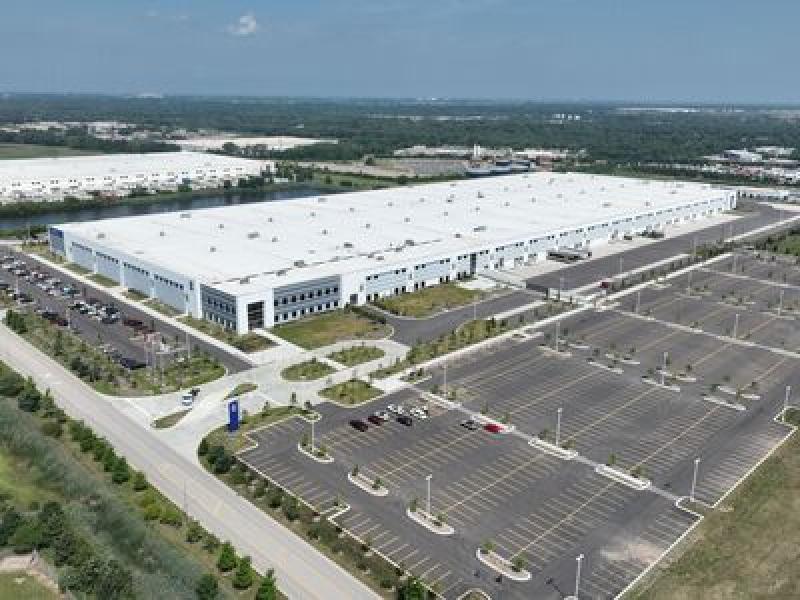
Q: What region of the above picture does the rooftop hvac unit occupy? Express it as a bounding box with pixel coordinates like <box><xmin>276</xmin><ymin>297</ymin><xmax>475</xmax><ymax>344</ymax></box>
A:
<box><xmin>267</xmin><ymin>216</ymin><xmax>273</xmax><ymax>222</ymax></box>
<box><xmin>247</xmin><ymin>232</ymin><xmax>260</xmax><ymax>239</ymax></box>
<box><xmin>271</xmin><ymin>236</ymin><xmax>279</xmax><ymax>242</ymax></box>
<box><xmin>387</xmin><ymin>201</ymin><xmax>393</xmax><ymax>207</ymax></box>
<box><xmin>419</xmin><ymin>197</ymin><xmax>425</xmax><ymax>203</ymax></box>
<box><xmin>343</xmin><ymin>242</ymin><xmax>354</xmax><ymax>249</ymax></box>
<box><xmin>477</xmin><ymin>191</ymin><xmax>484</xmax><ymax>198</ymax></box>
<box><xmin>375</xmin><ymin>255</ymin><xmax>385</xmax><ymax>261</ymax></box>
<box><xmin>218</xmin><ymin>223</ymin><xmax>224</xmax><ymax>229</ymax></box>
<box><xmin>503</xmin><ymin>201</ymin><xmax>510</xmax><ymax>207</ymax></box>
<box><xmin>364</xmin><ymin>223</ymin><xmax>371</xmax><ymax>229</ymax></box>
<box><xmin>531</xmin><ymin>197</ymin><xmax>536</xmax><ymax>203</ymax></box>
<box><xmin>277</xmin><ymin>269</ymin><xmax>287</xmax><ymax>276</ymax></box>
<box><xmin>446</xmin><ymin>197</ymin><xmax>453</xmax><ymax>203</ymax></box>
<box><xmin>240</xmin><ymin>277</ymin><xmax>250</xmax><ymax>284</ymax></box>
<box><xmin>310</xmin><ymin>211</ymin><xmax>316</xmax><ymax>217</ymax></box>
<box><xmin>317</xmin><ymin>197</ymin><xmax>327</xmax><ymax>203</ymax></box>
<box><xmin>97</xmin><ymin>233</ymin><xmax>105</xmax><ymax>239</ymax></box>
<box><xmin>475</xmin><ymin>206</ymin><xmax>480</xmax><ymax>211</ymax></box>
<box><xmin>454</xmin><ymin>233</ymin><xmax>462</xmax><ymax>238</ymax></box>
<box><xmin>293</xmin><ymin>260</ymin><xmax>306</xmax><ymax>267</ymax></box>
<box><xmin>405</xmin><ymin>239</ymin><xmax>415</xmax><ymax>246</ymax></box>
<box><xmin>443</xmin><ymin>211</ymin><xmax>449</xmax><ymax>216</ymax></box>
<box><xmin>180</xmin><ymin>212</ymin><xmax>191</xmax><ymax>218</ymax></box>
<box><xmin>349</xmin><ymin>207</ymin><xmax>355</xmax><ymax>212</ymax></box>
<box><xmin>404</xmin><ymin>217</ymin><xmax>411</xmax><ymax>223</ymax></box>
<box><xmin>209</xmin><ymin>246</ymin><xmax>216</xmax><ymax>252</ymax></box>
<box><xmin>159</xmin><ymin>231</ymin><xmax>166</xmax><ymax>237</ymax></box>
<box><xmin>602</xmin><ymin>202</ymin><xmax>612</xmax><ymax>208</ymax></box>
<box><xmin>473</xmin><ymin>225</ymin><xmax>487</xmax><ymax>232</ymax></box>
<box><xmin>321</xmin><ymin>229</ymin><xmax>328</xmax><ymax>235</ymax></box>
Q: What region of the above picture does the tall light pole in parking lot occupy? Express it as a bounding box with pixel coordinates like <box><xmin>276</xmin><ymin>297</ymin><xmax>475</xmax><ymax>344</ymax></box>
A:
<box><xmin>778</xmin><ymin>289</ymin><xmax>785</xmax><ymax>316</ymax></box>
<box><xmin>618</xmin><ymin>257</ymin><xmax>624</xmax><ymax>277</ymax></box>
<box><xmin>554</xmin><ymin>320</ymin><xmax>560</xmax><ymax>351</ymax></box>
<box><xmin>566</xmin><ymin>553</ymin><xmax>584</xmax><ymax>600</ymax></box>
<box><xmin>310</xmin><ymin>418</ymin><xmax>316</xmax><ymax>452</ymax></box>
<box><xmin>556</xmin><ymin>407</ymin><xmax>563</xmax><ymax>447</ymax></box>
<box><xmin>686</xmin><ymin>270</ymin><xmax>693</xmax><ymax>294</ymax></box>
<box><xmin>690</xmin><ymin>457</ymin><xmax>701</xmax><ymax>503</ymax></box>
<box><xmin>784</xmin><ymin>385</ymin><xmax>792</xmax><ymax>421</ymax></box>
<box><xmin>732</xmin><ymin>254</ymin><xmax>738</xmax><ymax>273</ymax></box>
<box><xmin>661</xmin><ymin>351</ymin><xmax>669</xmax><ymax>386</ymax></box>
<box><xmin>635</xmin><ymin>290</ymin><xmax>641</xmax><ymax>315</ymax></box>
<box><xmin>425</xmin><ymin>474</ymin><xmax>432</xmax><ymax>516</ymax></box>
<box><xmin>733</xmin><ymin>313</ymin><xmax>740</xmax><ymax>339</ymax></box>
<box><xmin>185</xmin><ymin>331</ymin><xmax>191</xmax><ymax>360</ymax></box>
<box><xmin>443</xmin><ymin>361</ymin><xmax>448</xmax><ymax>400</ymax></box>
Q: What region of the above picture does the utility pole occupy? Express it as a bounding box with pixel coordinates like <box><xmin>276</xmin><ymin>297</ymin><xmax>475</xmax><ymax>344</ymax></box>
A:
<box><xmin>556</xmin><ymin>407</ymin><xmax>563</xmax><ymax>447</ymax></box>
<box><xmin>690</xmin><ymin>457</ymin><xmax>701</xmax><ymax>503</ymax></box>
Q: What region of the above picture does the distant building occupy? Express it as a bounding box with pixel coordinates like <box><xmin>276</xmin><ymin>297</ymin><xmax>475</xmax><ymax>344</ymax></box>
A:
<box><xmin>721</xmin><ymin>149</ymin><xmax>763</xmax><ymax>164</ymax></box>
<box><xmin>754</xmin><ymin>146</ymin><xmax>795</xmax><ymax>158</ymax></box>
<box><xmin>0</xmin><ymin>152</ymin><xmax>274</xmax><ymax>203</ymax></box>
<box><xmin>175</xmin><ymin>136</ymin><xmax>335</xmax><ymax>153</ymax></box>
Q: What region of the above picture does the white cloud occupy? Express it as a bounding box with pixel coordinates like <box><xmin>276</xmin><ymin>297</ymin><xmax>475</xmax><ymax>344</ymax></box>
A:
<box><xmin>227</xmin><ymin>13</ymin><xmax>259</xmax><ymax>37</ymax></box>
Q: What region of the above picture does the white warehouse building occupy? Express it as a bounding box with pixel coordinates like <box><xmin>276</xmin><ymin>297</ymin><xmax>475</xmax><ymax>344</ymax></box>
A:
<box><xmin>48</xmin><ymin>172</ymin><xmax>736</xmax><ymax>333</ymax></box>
<box><xmin>0</xmin><ymin>152</ymin><xmax>274</xmax><ymax>203</ymax></box>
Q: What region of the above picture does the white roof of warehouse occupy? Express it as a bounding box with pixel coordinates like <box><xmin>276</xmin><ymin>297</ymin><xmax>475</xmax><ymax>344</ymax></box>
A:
<box><xmin>55</xmin><ymin>172</ymin><xmax>728</xmax><ymax>295</ymax></box>
<box><xmin>0</xmin><ymin>151</ymin><xmax>267</xmax><ymax>182</ymax></box>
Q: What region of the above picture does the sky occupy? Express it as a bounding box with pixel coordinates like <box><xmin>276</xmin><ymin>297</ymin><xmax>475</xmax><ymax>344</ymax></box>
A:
<box><xmin>1</xmin><ymin>0</ymin><xmax>798</xmax><ymax>103</ymax></box>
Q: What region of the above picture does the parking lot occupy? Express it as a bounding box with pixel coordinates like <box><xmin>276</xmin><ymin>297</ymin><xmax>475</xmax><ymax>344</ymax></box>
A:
<box><xmin>1</xmin><ymin>247</ymin><xmax>249</xmax><ymax>373</ymax></box>
<box><xmin>235</xmin><ymin>261</ymin><xmax>798</xmax><ymax>599</ymax></box>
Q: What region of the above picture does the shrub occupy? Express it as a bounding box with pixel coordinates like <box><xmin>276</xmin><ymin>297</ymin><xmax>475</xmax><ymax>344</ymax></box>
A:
<box><xmin>255</xmin><ymin>569</ymin><xmax>278</xmax><ymax>600</ymax></box>
<box><xmin>111</xmin><ymin>458</ymin><xmax>130</xmax><ymax>484</ymax></box>
<box><xmin>216</xmin><ymin>542</ymin><xmax>237</xmax><ymax>572</ymax></box>
<box><xmin>195</xmin><ymin>573</ymin><xmax>219</xmax><ymax>600</ymax></box>
<box><xmin>142</xmin><ymin>503</ymin><xmax>162</xmax><ymax>521</ymax></box>
<box><xmin>232</xmin><ymin>555</ymin><xmax>254</xmax><ymax>590</ymax></box>
<box><xmin>160</xmin><ymin>505</ymin><xmax>183</xmax><ymax>527</ymax></box>
<box><xmin>186</xmin><ymin>521</ymin><xmax>205</xmax><ymax>544</ymax></box>
<box><xmin>198</xmin><ymin>438</ymin><xmax>209</xmax><ymax>456</ymax></box>
<box><xmin>132</xmin><ymin>471</ymin><xmax>148</xmax><ymax>491</ymax></box>
<box><xmin>41</xmin><ymin>420</ymin><xmax>63</xmax><ymax>437</ymax></box>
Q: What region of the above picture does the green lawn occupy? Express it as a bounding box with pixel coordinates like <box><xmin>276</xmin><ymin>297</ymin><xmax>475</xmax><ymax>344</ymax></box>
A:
<box><xmin>225</xmin><ymin>382</ymin><xmax>258</xmax><ymax>399</ymax></box>
<box><xmin>327</xmin><ymin>345</ymin><xmax>385</xmax><ymax>367</ymax></box>
<box><xmin>0</xmin><ymin>573</ymin><xmax>57</xmax><ymax>600</ymax></box>
<box><xmin>64</xmin><ymin>263</ymin><xmax>91</xmax><ymax>276</ymax></box>
<box><xmin>628</xmin><ymin>420</ymin><xmax>799</xmax><ymax>599</ymax></box>
<box><xmin>152</xmin><ymin>409</ymin><xmax>190</xmax><ymax>429</ymax></box>
<box><xmin>179</xmin><ymin>317</ymin><xmax>273</xmax><ymax>353</ymax></box>
<box><xmin>143</xmin><ymin>298</ymin><xmax>183</xmax><ymax>317</ymax></box>
<box><xmin>272</xmin><ymin>310</ymin><xmax>390</xmax><ymax>349</ymax></box>
<box><xmin>374</xmin><ymin>282</ymin><xmax>482</xmax><ymax>317</ymax></box>
<box><xmin>281</xmin><ymin>358</ymin><xmax>336</xmax><ymax>381</ymax></box>
<box><xmin>203</xmin><ymin>406</ymin><xmax>308</xmax><ymax>454</ymax></box>
<box><xmin>318</xmin><ymin>379</ymin><xmax>382</xmax><ymax>405</ymax></box>
<box><xmin>0</xmin><ymin>143</ymin><xmax>99</xmax><ymax>160</ymax></box>
<box><xmin>88</xmin><ymin>273</ymin><xmax>118</xmax><ymax>288</ymax></box>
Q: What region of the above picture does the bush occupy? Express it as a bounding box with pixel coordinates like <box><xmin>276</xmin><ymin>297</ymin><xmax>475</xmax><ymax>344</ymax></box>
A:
<box><xmin>232</xmin><ymin>555</ymin><xmax>254</xmax><ymax>590</ymax></box>
<box><xmin>142</xmin><ymin>503</ymin><xmax>162</xmax><ymax>521</ymax></box>
<box><xmin>216</xmin><ymin>542</ymin><xmax>237</xmax><ymax>572</ymax></box>
<box><xmin>132</xmin><ymin>471</ymin><xmax>148</xmax><ymax>491</ymax></box>
<box><xmin>111</xmin><ymin>457</ymin><xmax>130</xmax><ymax>484</ymax></box>
<box><xmin>10</xmin><ymin>519</ymin><xmax>41</xmax><ymax>553</ymax></box>
<box><xmin>198</xmin><ymin>437</ymin><xmax>209</xmax><ymax>456</ymax></box>
<box><xmin>17</xmin><ymin>381</ymin><xmax>42</xmax><ymax>412</ymax></box>
<box><xmin>186</xmin><ymin>521</ymin><xmax>205</xmax><ymax>544</ymax></box>
<box><xmin>255</xmin><ymin>569</ymin><xmax>278</xmax><ymax>600</ymax></box>
<box><xmin>160</xmin><ymin>505</ymin><xmax>183</xmax><ymax>527</ymax></box>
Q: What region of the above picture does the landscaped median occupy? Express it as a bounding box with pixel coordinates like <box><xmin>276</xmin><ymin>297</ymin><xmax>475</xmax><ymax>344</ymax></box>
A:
<box><xmin>318</xmin><ymin>378</ymin><xmax>382</xmax><ymax>405</ymax></box>
<box><xmin>281</xmin><ymin>357</ymin><xmax>336</xmax><ymax>381</ymax></box>
<box><xmin>475</xmin><ymin>543</ymin><xmax>531</xmax><ymax>582</ymax></box>
<box><xmin>327</xmin><ymin>344</ymin><xmax>385</xmax><ymax>367</ymax></box>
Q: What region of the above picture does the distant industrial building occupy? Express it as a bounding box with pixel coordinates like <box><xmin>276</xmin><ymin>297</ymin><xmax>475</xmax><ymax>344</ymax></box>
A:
<box><xmin>0</xmin><ymin>152</ymin><xmax>274</xmax><ymax>203</ymax></box>
<box><xmin>175</xmin><ymin>136</ymin><xmax>335</xmax><ymax>153</ymax></box>
<box><xmin>49</xmin><ymin>172</ymin><xmax>736</xmax><ymax>333</ymax></box>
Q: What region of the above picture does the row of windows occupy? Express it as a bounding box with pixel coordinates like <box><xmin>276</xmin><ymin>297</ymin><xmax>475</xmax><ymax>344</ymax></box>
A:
<box><xmin>154</xmin><ymin>273</ymin><xmax>184</xmax><ymax>291</ymax></box>
<box><xmin>204</xmin><ymin>296</ymin><xmax>235</xmax><ymax>315</ymax></box>
<box><xmin>274</xmin><ymin>301</ymin><xmax>339</xmax><ymax>322</ymax></box>
<box><xmin>204</xmin><ymin>311</ymin><xmax>235</xmax><ymax>329</ymax></box>
<box><xmin>123</xmin><ymin>263</ymin><xmax>150</xmax><ymax>277</ymax></box>
<box><xmin>273</xmin><ymin>286</ymin><xmax>338</xmax><ymax>307</ymax></box>
<box><xmin>96</xmin><ymin>252</ymin><xmax>119</xmax><ymax>264</ymax></box>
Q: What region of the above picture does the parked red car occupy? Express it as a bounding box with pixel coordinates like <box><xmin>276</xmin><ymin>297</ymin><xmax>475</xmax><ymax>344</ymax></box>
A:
<box><xmin>483</xmin><ymin>423</ymin><xmax>503</xmax><ymax>434</ymax></box>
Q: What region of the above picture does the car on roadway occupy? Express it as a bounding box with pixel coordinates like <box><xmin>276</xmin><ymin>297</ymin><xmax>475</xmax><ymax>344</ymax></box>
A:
<box><xmin>367</xmin><ymin>415</ymin><xmax>385</xmax><ymax>426</ymax></box>
<box><xmin>460</xmin><ymin>419</ymin><xmax>479</xmax><ymax>430</ymax></box>
<box><xmin>410</xmin><ymin>407</ymin><xmax>428</xmax><ymax>420</ymax></box>
<box><xmin>349</xmin><ymin>419</ymin><xmax>369</xmax><ymax>432</ymax></box>
<box><xmin>483</xmin><ymin>423</ymin><xmax>503</xmax><ymax>434</ymax></box>
<box><xmin>387</xmin><ymin>404</ymin><xmax>406</xmax><ymax>416</ymax></box>
<box><xmin>181</xmin><ymin>392</ymin><xmax>194</xmax><ymax>407</ymax></box>
<box><xmin>372</xmin><ymin>410</ymin><xmax>390</xmax><ymax>422</ymax></box>
<box><xmin>396</xmin><ymin>415</ymin><xmax>413</xmax><ymax>426</ymax></box>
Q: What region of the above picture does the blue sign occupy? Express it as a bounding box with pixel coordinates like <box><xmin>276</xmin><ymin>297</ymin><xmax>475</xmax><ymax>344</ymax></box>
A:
<box><xmin>228</xmin><ymin>399</ymin><xmax>240</xmax><ymax>432</ymax></box>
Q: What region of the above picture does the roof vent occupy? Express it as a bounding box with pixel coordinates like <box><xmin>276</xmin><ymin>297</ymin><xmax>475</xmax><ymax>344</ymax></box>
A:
<box><xmin>349</xmin><ymin>207</ymin><xmax>355</xmax><ymax>212</ymax></box>
<box><xmin>317</xmin><ymin>197</ymin><xmax>327</xmax><ymax>203</ymax></box>
<box><xmin>180</xmin><ymin>212</ymin><xmax>191</xmax><ymax>218</ymax></box>
<box><xmin>310</xmin><ymin>211</ymin><xmax>316</xmax><ymax>217</ymax></box>
<box><xmin>343</xmin><ymin>242</ymin><xmax>354</xmax><ymax>249</ymax></box>
<box><xmin>97</xmin><ymin>233</ymin><xmax>105</xmax><ymax>239</ymax></box>
<box><xmin>271</xmin><ymin>236</ymin><xmax>278</xmax><ymax>242</ymax></box>
<box><xmin>209</xmin><ymin>246</ymin><xmax>216</xmax><ymax>253</ymax></box>
<box><xmin>364</xmin><ymin>223</ymin><xmax>371</xmax><ymax>229</ymax></box>
<box><xmin>405</xmin><ymin>239</ymin><xmax>415</xmax><ymax>246</ymax></box>
<box><xmin>473</xmin><ymin>225</ymin><xmax>487</xmax><ymax>232</ymax></box>
<box><xmin>247</xmin><ymin>232</ymin><xmax>260</xmax><ymax>239</ymax></box>
<box><xmin>293</xmin><ymin>260</ymin><xmax>306</xmax><ymax>268</ymax></box>
<box><xmin>477</xmin><ymin>191</ymin><xmax>484</xmax><ymax>198</ymax></box>
<box><xmin>321</xmin><ymin>229</ymin><xmax>328</xmax><ymax>235</ymax></box>
<box><xmin>159</xmin><ymin>231</ymin><xmax>166</xmax><ymax>237</ymax></box>
<box><xmin>240</xmin><ymin>277</ymin><xmax>250</xmax><ymax>285</ymax></box>
<box><xmin>404</xmin><ymin>217</ymin><xmax>411</xmax><ymax>223</ymax></box>
<box><xmin>218</xmin><ymin>223</ymin><xmax>224</xmax><ymax>229</ymax></box>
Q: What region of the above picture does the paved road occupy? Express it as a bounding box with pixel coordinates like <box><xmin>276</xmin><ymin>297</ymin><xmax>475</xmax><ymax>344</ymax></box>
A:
<box><xmin>526</xmin><ymin>203</ymin><xmax>793</xmax><ymax>291</ymax></box>
<box><xmin>0</xmin><ymin>324</ymin><xmax>378</xmax><ymax>600</ymax></box>
<box><xmin>6</xmin><ymin>247</ymin><xmax>251</xmax><ymax>374</ymax></box>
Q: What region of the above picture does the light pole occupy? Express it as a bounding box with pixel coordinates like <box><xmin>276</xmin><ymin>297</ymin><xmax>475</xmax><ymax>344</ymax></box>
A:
<box><xmin>554</xmin><ymin>320</ymin><xmax>560</xmax><ymax>351</ymax></box>
<box><xmin>443</xmin><ymin>361</ymin><xmax>448</xmax><ymax>400</ymax></box>
<box><xmin>425</xmin><ymin>474</ymin><xmax>432</xmax><ymax>516</ymax></box>
<box><xmin>311</xmin><ymin>418</ymin><xmax>316</xmax><ymax>452</ymax></box>
<box><xmin>733</xmin><ymin>313</ymin><xmax>739</xmax><ymax>339</ymax></box>
<box><xmin>732</xmin><ymin>254</ymin><xmax>737</xmax><ymax>273</ymax></box>
<box><xmin>618</xmin><ymin>257</ymin><xmax>624</xmax><ymax>277</ymax></box>
<box><xmin>784</xmin><ymin>385</ymin><xmax>792</xmax><ymax>421</ymax></box>
<box><xmin>661</xmin><ymin>351</ymin><xmax>669</xmax><ymax>386</ymax></box>
<box><xmin>566</xmin><ymin>553</ymin><xmax>584</xmax><ymax>600</ymax></box>
<box><xmin>635</xmin><ymin>290</ymin><xmax>641</xmax><ymax>314</ymax></box>
<box><xmin>690</xmin><ymin>457</ymin><xmax>701</xmax><ymax>503</ymax></box>
<box><xmin>556</xmin><ymin>407</ymin><xmax>563</xmax><ymax>447</ymax></box>
<box><xmin>779</xmin><ymin>289</ymin><xmax>785</xmax><ymax>316</ymax></box>
<box><xmin>559</xmin><ymin>276</ymin><xmax>565</xmax><ymax>300</ymax></box>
